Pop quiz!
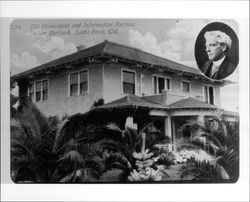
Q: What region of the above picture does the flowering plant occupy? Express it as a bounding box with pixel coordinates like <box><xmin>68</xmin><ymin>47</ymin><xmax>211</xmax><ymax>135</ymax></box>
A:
<box><xmin>128</xmin><ymin>133</ymin><xmax>162</xmax><ymax>181</ymax></box>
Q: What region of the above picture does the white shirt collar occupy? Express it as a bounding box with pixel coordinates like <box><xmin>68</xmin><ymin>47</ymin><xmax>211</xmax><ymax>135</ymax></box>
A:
<box><xmin>212</xmin><ymin>55</ymin><xmax>226</xmax><ymax>67</ymax></box>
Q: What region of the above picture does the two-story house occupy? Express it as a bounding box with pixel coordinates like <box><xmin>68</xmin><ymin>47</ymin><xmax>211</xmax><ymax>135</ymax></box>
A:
<box><xmin>11</xmin><ymin>40</ymin><xmax>234</xmax><ymax>145</ymax></box>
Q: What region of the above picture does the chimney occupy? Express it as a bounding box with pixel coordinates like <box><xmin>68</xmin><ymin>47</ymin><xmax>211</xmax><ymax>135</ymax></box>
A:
<box><xmin>76</xmin><ymin>44</ymin><xmax>86</xmax><ymax>51</ymax></box>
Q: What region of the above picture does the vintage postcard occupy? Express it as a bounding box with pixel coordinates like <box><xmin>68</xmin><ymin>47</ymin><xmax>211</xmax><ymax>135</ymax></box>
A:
<box><xmin>10</xmin><ymin>19</ymin><xmax>240</xmax><ymax>183</ymax></box>
<box><xmin>1</xmin><ymin>1</ymin><xmax>249</xmax><ymax>202</ymax></box>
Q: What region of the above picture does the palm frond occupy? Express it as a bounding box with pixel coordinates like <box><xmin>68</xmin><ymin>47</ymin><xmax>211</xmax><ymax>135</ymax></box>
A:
<box><xmin>58</xmin><ymin>150</ymin><xmax>85</xmax><ymax>166</ymax></box>
<box><xmin>104</xmin><ymin>153</ymin><xmax>132</xmax><ymax>171</ymax></box>
<box><xmin>106</xmin><ymin>123</ymin><xmax>122</xmax><ymax>132</ymax></box>
<box><xmin>180</xmin><ymin>158</ymin><xmax>222</xmax><ymax>180</ymax></box>
<box><xmin>11</xmin><ymin>140</ymin><xmax>34</xmax><ymax>161</ymax></box>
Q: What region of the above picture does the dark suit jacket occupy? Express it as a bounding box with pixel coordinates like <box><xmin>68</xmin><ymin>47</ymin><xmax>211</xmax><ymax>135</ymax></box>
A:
<box><xmin>200</xmin><ymin>56</ymin><xmax>237</xmax><ymax>80</ymax></box>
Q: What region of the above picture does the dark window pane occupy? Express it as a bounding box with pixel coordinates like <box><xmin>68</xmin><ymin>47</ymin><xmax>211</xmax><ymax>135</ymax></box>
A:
<box><xmin>153</xmin><ymin>76</ymin><xmax>157</xmax><ymax>94</ymax></box>
<box><xmin>80</xmin><ymin>82</ymin><xmax>88</xmax><ymax>94</ymax></box>
<box><xmin>70</xmin><ymin>73</ymin><xmax>78</xmax><ymax>84</ymax></box>
<box><xmin>42</xmin><ymin>80</ymin><xmax>48</xmax><ymax>100</ymax></box>
<box><xmin>166</xmin><ymin>79</ymin><xmax>170</xmax><ymax>90</ymax></box>
<box><xmin>80</xmin><ymin>71</ymin><xmax>87</xmax><ymax>83</ymax></box>
<box><xmin>70</xmin><ymin>73</ymin><xmax>78</xmax><ymax>96</ymax></box>
<box><xmin>36</xmin><ymin>82</ymin><xmax>41</xmax><ymax>101</ymax></box>
<box><xmin>123</xmin><ymin>71</ymin><xmax>135</xmax><ymax>84</ymax></box>
<box><xmin>70</xmin><ymin>84</ymin><xmax>78</xmax><ymax>96</ymax></box>
<box><xmin>43</xmin><ymin>91</ymin><xmax>48</xmax><ymax>100</ymax></box>
<box><xmin>209</xmin><ymin>87</ymin><xmax>214</xmax><ymax>105</ymax></box>
<box><xmin>182</xmin><ymin>81</ymin><xmax>190</xmax><ymax>92</ymax></box>
<box><xmin>123</xmin><ymin>82</ymin><xmax>135</xmax><ymax>94</ymax></box>
<box><xmin>36</xmin><ymin>91</ymin><xmax>41</xmax><ymax>101</ymax></box>
<box><xmin>36</xmin><ymin>81</ymin><xmax>41</xmax><ymax>92</ymax></box>
<box><xmin>158</xmin><ymin>77</ymin><xmax>165</xmax><ymax>94</ymax></box>
<box><xmin>79</xmin><ymin>71</ymin><xmax>88</xmax><ymax>94</ymax></box>
<box><xmin>42</xmin><ymin>80</ymin><xmax>48</xmax><ymax>90</ymax></box>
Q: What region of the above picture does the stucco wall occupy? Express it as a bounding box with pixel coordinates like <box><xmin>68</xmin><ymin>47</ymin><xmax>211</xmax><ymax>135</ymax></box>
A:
<box><xmin>33</xmin><ymin>64</ymin><xmax>103</xmax><ymax>118</ymax></box>
<box><xmin>141</xmin><ymin>70</ymin><xmax>153</xmax><ymax>96</ymax></box>
<box><xmin>103</xmin><ymin>64</ymin><xmax>123</xmax><ymax>103</ymax></box>
<box><xmin>28</xmin><ymin>63</ymin><xmax>221</xmax><ymax>118</ymax></box>
<box><xmin>103</xmin><ymin>64</ymin><xmax>145</xmax><ymax>103</ymax></box>
<box><xmin>102</xmin><ymin>64</ymin><xmax>220</xmax><ymax>106</ymax></box>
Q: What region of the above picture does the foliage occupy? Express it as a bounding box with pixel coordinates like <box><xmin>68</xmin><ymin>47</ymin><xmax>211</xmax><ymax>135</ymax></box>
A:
<box><xmin>104</xmin><ymin>122</ymin><xmax>172</xmax><ymax>181</ymax></box>
<box><xmin>151</xmin><ymin>147</ymin><xmax>175</xmax><ymax>168</ymax></box>
<box><xmin>11</xmin><ymin>100</ymin><xmax>58</xmax><ymax>183</ymax></box>
<box><xmin>10</xmin><ymin>94</ymin><xmax>19</xmax><ymax>119</ymax></box>
<box><xmin>128</xmin><ymin>145</ymin><xmax>162</xmax><ymax>181</ymax></box>
<box><xmin>180</xmin><ymin>157</ymin><xmax>223</xmax><ymax>180</ymax></box>
<box><xmin>178</xmin><ymin>115</ymin><xmax>239</xmax><ymax>181</ymax></box>
<box><xmin>92</xmin><ymin>98</ymin><xmax>105</xmax><ymax>108</ymax></box>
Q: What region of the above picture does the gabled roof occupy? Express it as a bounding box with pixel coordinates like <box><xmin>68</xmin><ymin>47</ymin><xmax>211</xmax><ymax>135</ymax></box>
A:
<box><xmin>168</xmin><ymin>98</ymin><xmax>218</xmax><ymax>110</ymax></box>
<box><xmin>95</xmin><ymin>94</ymin><xmax>167</xmax><ymax>110</ymax></box>
<box><xmin>11</xmin><ymin>40</ymin><xmax>223</xmax><ymax>84</ymax></box>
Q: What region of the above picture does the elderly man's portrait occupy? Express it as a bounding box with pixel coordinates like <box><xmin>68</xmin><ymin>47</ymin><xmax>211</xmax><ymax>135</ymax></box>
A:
<box><xmin>195</xmin><ymin>22</ymin><xmax>239</xmax><ymax>80</ymax></box>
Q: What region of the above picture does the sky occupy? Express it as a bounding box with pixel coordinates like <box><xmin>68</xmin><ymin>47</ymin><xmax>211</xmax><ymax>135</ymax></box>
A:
<box><xmin>10</xmin><ymin>19</ymin><xmax>239</xmax><ymax>112</ymax></box>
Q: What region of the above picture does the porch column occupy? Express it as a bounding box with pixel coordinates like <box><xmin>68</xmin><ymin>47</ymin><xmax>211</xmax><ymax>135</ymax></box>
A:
<box><xmin>171</xmin><ymin>118</ymin><xmax>176</xmax><ymax>151</ymax></box>
<box><xmin>164</xmin><ymin>116</ymin><xmax>172</xmax><ymax>139</ymax></box>
<box><xmin>165</xmin><ymin>116</ymin><xmax>173</xmax><ymax>151</ymax></box>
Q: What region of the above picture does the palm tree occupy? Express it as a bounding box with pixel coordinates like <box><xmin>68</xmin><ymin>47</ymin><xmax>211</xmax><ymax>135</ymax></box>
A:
<box><xmin>51</xmin><ymin>115</ymin><xmax>110</xmax><ymax>182</ymax></box>
<box><xmin>104</xmin><ymin>122</ymin><xmax>171</xmax><ymax>180</ymax></box>
<box><xmin>11</xmin><ymin>100</ymin><xmax>58</xmax><ymax>183</ymax></box>
<box><xmin>179</xmin><ymin>115</ymin><xmax>239</xmax><ymax>181</ymax></box>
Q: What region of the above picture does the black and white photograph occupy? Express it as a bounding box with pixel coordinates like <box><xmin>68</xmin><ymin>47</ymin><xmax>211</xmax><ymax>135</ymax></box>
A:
<box><xmin>1</xmin><ymin>1</ymin><xmax>249</xmax><ymax>201</ymax></box>
<box><xmin>10</xmin><ymin>19</ymin><xmax>240</xmax><ymax>183</ymax></box>
<box><xmin>195</xmin><ymin>22</ymin><xmax>239</xmax><ymax>80</ymax></box>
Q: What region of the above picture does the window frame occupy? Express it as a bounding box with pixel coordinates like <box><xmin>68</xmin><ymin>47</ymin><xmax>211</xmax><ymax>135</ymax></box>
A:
<box><xmin>28</xmin><ymin>78</ymin><xmax>49</xmax><ymax>102</ymax></box>
<box><xmin>28</xmin><ymin>82</ymin><xmax>35</xmax><ymax>102</ymax></box>
<box><xmin>202</xmin><ymin>85</ymin><xmax>215</xmax><ymax>105</ymax></box>
<box><xmin>181</xmin><ymin>80</ymin><xmax>191</xmax><ymax>93</ymax></box>
<box><xmin>152</xmin><ymin>74</ymin><xmax>171</xmax><ymax>95</ymax></box>
<box><xmin>121</xmin><ymin>68</ymin><xmax>137</xmax><ymax>95</ymax></box>
<box><xmin>68</xmin><ymin>69</ymin><xmax>89</xmax><ymax>97</ymax></box>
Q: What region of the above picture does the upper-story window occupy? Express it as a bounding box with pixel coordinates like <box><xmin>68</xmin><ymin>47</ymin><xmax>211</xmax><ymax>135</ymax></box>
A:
<box><xmin>203</xmin><ymin>85</ymin><xmax>214</xmax><ymax>105</ymax></box>
<box><xmin>122</xmin><ymin>70</ymin><xmax>135</xmax><ymax>94</ymax></box>
<box><xmin>181</xmin><ymin>81</ymin><xmax>190</xmax><ymax>93</ymax></box>
<box><xmin>69</xmin><ymin>70</ymin><xmax>88</xmax><ymax>96</ymax></box>
<box><xmin>153</xmin><ymin>75</ymin><xmax>171</xmax><ymax>94</ymax></box>
<box><xmin>28</xmin><ymin>79</ymin><xmax>48</xmax><ymax>102</ymax></box>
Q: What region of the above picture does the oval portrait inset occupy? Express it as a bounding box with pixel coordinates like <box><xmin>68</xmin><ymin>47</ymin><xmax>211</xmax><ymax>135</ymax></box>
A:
<box><xmin>195</xmin><ymin>22</ymin><xmax>239</xmax><ymax>80</ymax></box>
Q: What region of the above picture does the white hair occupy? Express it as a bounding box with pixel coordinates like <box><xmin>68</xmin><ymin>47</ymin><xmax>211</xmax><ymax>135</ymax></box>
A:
<box><xmin>204</xmin><ymin>30</ymin><xmax>232</xmax><ymax>50</ymax></box>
